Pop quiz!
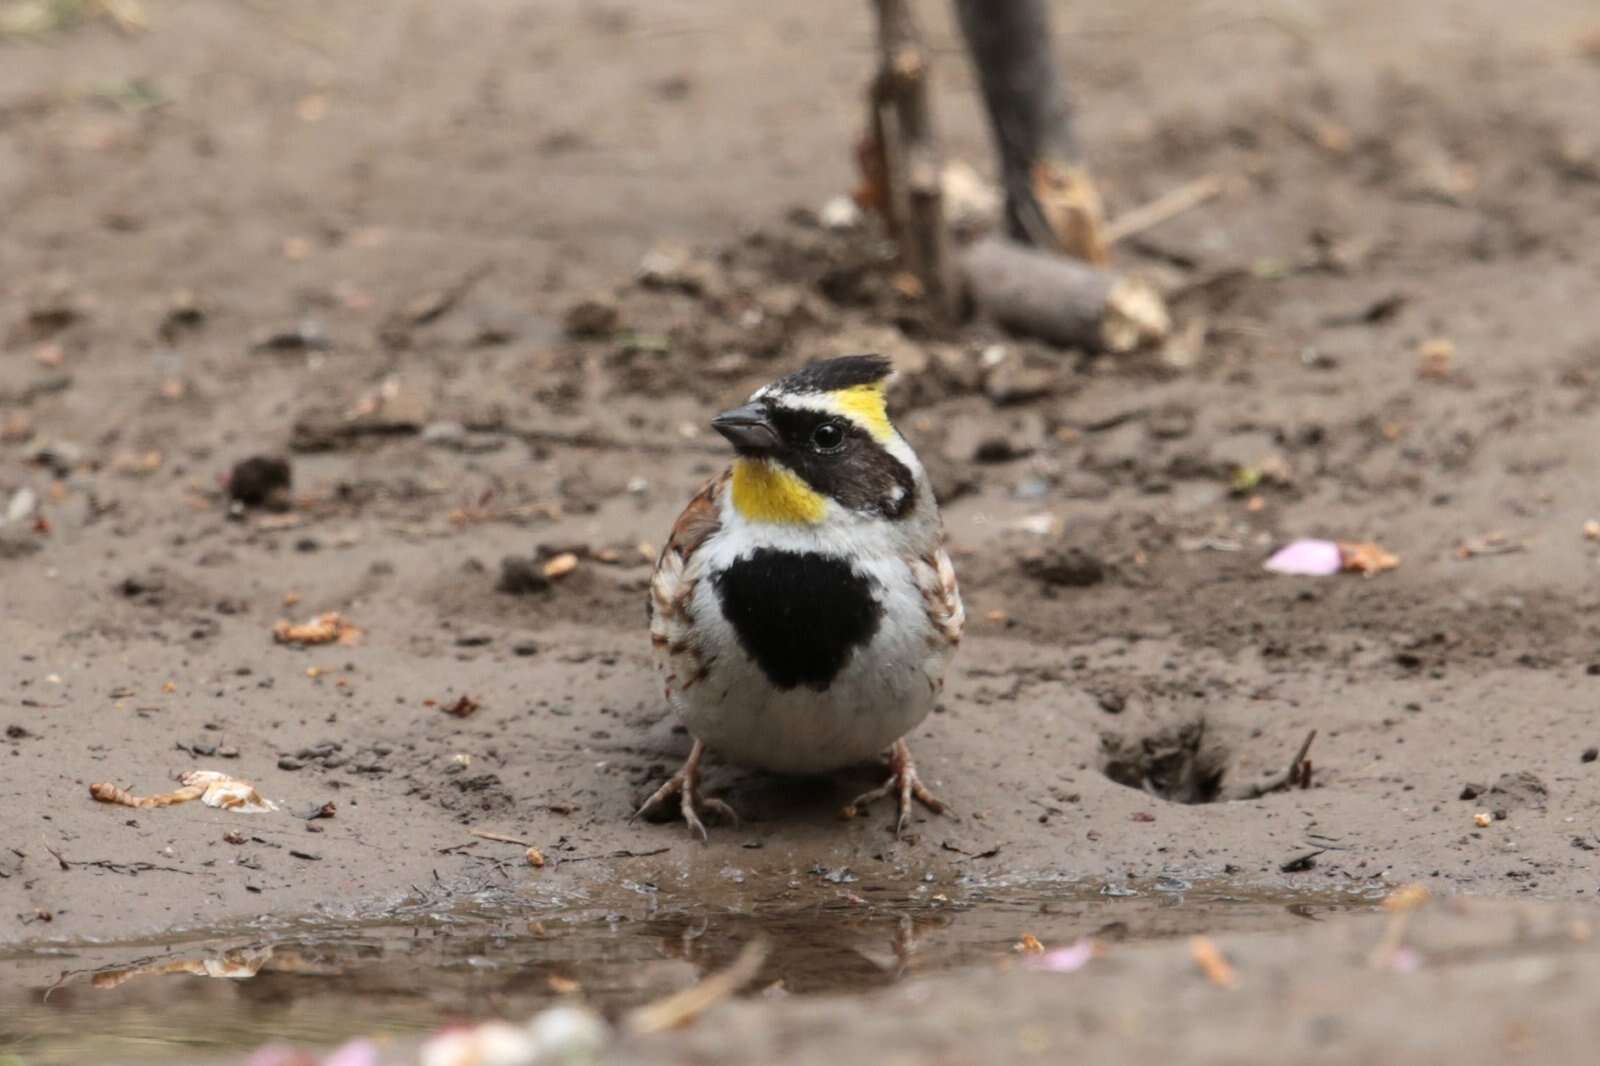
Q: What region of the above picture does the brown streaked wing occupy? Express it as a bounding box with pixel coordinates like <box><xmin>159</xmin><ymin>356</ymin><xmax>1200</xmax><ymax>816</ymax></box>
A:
<box><xmin>648</xmin><ymin>471</ymin><xmax>728</xmax><ymax>702</ymax></box>
<box><xmin>914</xmin><ymin>544</ymin><xmax>965</xmax><ymax>647</ymax></box>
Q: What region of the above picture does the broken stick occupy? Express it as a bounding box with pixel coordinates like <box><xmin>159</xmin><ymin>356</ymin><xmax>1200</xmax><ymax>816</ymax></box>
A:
<box><xmin>961</xmin><ymin>237</ymin><xmax>1169</xmax><ymax>352</ymax></box>
<box><xmin>1227</xmin><ymin>729</ymin><xmax>1318</xmax><ymax>801</ymax></box>
<box><xmin>1105</xmin><ymin>174</ymin><xmax>1226</xmax><ymax>244</ymax></box>
<box><xmin>625</xmin><ymin>938</ymin><xmax>770</xmax><ymax>1034</ymax></box>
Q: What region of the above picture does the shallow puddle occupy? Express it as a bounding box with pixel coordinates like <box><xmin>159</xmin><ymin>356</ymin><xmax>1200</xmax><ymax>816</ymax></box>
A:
<box><xmin>1</xmin><ymin>878</ymin><xmax>1380</xmax><ymax>1064</ymax></box>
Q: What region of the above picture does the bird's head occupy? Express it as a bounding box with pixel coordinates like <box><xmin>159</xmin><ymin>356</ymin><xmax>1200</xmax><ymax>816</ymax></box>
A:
<box><xmin>713</xmin><ymin>355</ymin><xmax>920</xmax><ymax>525</ymax></box>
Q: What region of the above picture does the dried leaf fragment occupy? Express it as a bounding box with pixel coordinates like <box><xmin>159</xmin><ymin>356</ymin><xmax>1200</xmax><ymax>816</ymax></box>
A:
<box><xmin>1016</xmin><ymin>933</ymin><xmax>1044</xmax><ymax>955</ymax></box>
<box><xmin>90</xmin><ymin>770</ymin><xmax>276</xmax><ymax>813</ymax></box>
<box><xmin>272</xmin><ymin>611</ymin><xmax>363</xmax><ymax>646</ymax></box>
<box><xmin>90</xmin><ymin>781</ymin><xmax>204</xmax><ymax>809</ymax></box>
<box><xmin>181</xmin><ymin>770</ymin><xmax>276</xmax><ymax>812</ymax></box>
<box><xmin>526</xmin><ymin>847</ymin><xmax>546</xmax><ymax>868</ymax></box>
<box><xmin>1474</xmin><ymin>811</ymin><xmax>1493</xmax><ymax>828</ymax></box>
<box><xmin>1338</xmin><ymin>541</ymin><xmax>1400</xmax><ymax>575</ymax></box>
<box><xmin>1189</xmin><ymin>936</ymin><xmax>1238</xmax><ymax>989</ymax></box>
<box><xmin>441</xmin><ymin>694</ymin><xmax>481</xmax><ymax>718</ymax></box>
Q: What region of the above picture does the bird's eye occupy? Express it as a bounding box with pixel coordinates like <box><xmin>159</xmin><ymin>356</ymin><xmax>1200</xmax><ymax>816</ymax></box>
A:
<box><xmin>810</xmin><ymin>421</ymin><xmax>846</xmax><ymax>452</ymax></box>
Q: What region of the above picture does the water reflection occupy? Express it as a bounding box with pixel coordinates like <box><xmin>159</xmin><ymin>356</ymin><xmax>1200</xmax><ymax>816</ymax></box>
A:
<box><xmin>2</xmin><ymin>880</ymin><xmax>1377</xmax><ymax>1065</ymax></box>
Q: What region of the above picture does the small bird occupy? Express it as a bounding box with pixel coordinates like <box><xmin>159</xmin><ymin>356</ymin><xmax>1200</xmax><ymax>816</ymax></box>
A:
<box><xmin>641</xmin><ymin>354</ymin><xmax>964</xmax><ymax>839</ymax></box>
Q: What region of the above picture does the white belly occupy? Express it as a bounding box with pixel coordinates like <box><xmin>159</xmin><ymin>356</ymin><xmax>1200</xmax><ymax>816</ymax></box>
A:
<box><xmin>676</xmin><ymin>555</ymin><xmax>949</xmax><ymax>774</ymax></box>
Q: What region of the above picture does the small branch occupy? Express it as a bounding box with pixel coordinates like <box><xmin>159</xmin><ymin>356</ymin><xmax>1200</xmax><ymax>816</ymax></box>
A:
<box><xmin>468</xmin><ymin>829</ymin><xmax>534</xmax><ymax>847</ymax></box>
<box><xmin>626</xmin><ymin>938</ymin><xmax>770</xmax><ymax>1034</ymax></box>
<box><xmin>1105</xmin><ymin>174</ymin><xmax>1226</xmax><ymax>244</ymax></box>
<box><xmin>1228</xmin><ymin>729</ymin><xmax>1318</xmax><ymax>801</ymax></box>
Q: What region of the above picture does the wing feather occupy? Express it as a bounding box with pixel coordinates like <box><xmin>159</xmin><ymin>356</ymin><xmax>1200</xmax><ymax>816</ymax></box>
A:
<box><xmin>914</xmin><ymin>543</ymin><xmax>965</xmax><ymax>647</ymax></box>
<box><xmin>649</xmin><ymin>472</ymin><xmax>728</xmax><ymax>699</ymax></box>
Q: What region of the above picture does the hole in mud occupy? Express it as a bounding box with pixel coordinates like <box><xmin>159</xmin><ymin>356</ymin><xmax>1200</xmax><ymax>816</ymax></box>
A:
<box><xmin>1099</xmin><ymin>720</ymin><xmax>1229</xmax><ymax>804</ymax></box>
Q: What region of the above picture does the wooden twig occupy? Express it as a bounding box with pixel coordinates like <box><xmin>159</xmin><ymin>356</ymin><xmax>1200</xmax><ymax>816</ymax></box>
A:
<box><xmin>869</xmin><ymin>0</ymin><xmax>957</xmax><ymax>319</ymax></box>
<box><xmin>1228</xmin><ymin>729</ymin><xmax>1318</xmax><ymax>801</ymax></box>
<box><xmin>468</xmin><ymin>829</ymin><xmax>534</xmax><ymax>847</ymax></box>
<box><xmin>626</xmin><ymin>939</ymin><xmax>770</xmax><ymax>1034</ymax></box>
<box><xmin>1105</xmin><ymin>174</ymin><xmax>1226</xmax><ymax>244</ymax></box>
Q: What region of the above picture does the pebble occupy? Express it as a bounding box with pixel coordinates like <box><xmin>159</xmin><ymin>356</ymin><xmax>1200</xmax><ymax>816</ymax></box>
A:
<box><xmin>819</xmin><ymin>195</ymin><xmax>862</xmax><ymax>231</ymax></box>
<box><xmin>227</xmin><ymin>456</ymin><xmax>292</xmax><ymax>507</ymax></box>
<box><xmin>5</xmin><ymin>487</ymin><xmax>37</xmax><ymax>525</ymax></box>
<box><xmin>563</xmin><ymin>296</ymin><xmax>619</xmax><ymax>338</ymax></box>
<box><xmin>496</xmin><ymin>556</ymin><xmax>550</xmax><ymax>595</ymax></box>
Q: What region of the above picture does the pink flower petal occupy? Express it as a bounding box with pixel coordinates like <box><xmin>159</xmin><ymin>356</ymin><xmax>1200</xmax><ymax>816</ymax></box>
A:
<box><xmin>1388</xmin><ymin>946</ymin><xmax>1423</xmax><ymax>973</ymax></box>
<box><xmin>1030</xmin><ymin>938</ymin><xmax>1095</xmax><ymax>973</ymax></box>
<box><xmin>1264</xmin><ymin>539</ymin><xmax>1343</xmax><ymax>576</ymax></box>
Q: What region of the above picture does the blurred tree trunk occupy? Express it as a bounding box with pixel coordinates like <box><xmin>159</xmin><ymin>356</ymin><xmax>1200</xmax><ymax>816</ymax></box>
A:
<box><xmin>953</xmin><ymin>0</ymin><xmax>1108</xmax><ymax>264</ymax></box>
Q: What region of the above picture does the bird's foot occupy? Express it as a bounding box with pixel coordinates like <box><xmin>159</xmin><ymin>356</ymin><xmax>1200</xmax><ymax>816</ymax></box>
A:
<box><xmin>841</xmin><ymin>739</ymin><xmax>945</xmax><ymax>838</ymax></box>
<box><xmin>633</xmin><ymin>738</ymin><xmax>739</xmax><ymax>842</ymax></box>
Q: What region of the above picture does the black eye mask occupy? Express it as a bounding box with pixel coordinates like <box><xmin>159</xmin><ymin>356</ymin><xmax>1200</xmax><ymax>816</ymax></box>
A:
<box><xmin>764</xmin><ymin>404</ymin><xmax>916</xmax><ymax>519</ymax></box>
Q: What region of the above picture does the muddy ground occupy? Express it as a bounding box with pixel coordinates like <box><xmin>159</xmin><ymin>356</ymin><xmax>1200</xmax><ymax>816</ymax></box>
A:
<box><xmin>3</xmin><ymin>1</ymin><xmax>1600</xmax><ymax>1063</ymax></box>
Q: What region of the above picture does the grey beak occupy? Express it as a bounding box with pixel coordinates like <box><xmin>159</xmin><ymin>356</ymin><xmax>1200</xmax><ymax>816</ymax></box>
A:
<box><xmin>711</xmin><ymin>402</ymin><xmax>780</xmax><ymax>454</ymax></box>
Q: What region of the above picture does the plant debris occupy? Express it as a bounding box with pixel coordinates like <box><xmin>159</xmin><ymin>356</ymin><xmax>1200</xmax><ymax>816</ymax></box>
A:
<box><xmin>440</xmin><ymin>694</ymin><xmax>481</xmax><ymax>718</ymax></box>
<box><xmin>272</xmin><ymin>612</ymin><xmax>364</xmax><ymax>646</ymax></box>
<box><xmin>1456</xmin><ymin>532</ymin><xmax>1527</xmax><ymax>559</ymax></box>
<box><xmin>1264</xmin><ymin>539</ymin><xmax>1399</xmax><ymax>576</ymax></box>
<box><xmin>626</xmin><ymin>938</ymin><xmax>770</xmax><ymax>1034</ymax></box>
<box><xmin>90</xmin><ymin>770</ymin><xmax>276</xmax><ymax>813</ymax></box>
<box><xmin>542</xmin><ymin>552</ymin><xmax>580</xmax><ymax>579</ymax></box>
<box><xmin>1190</xmin><ymin>936</ymin><xmax>1238</xmax><ymax>989</ymax></box>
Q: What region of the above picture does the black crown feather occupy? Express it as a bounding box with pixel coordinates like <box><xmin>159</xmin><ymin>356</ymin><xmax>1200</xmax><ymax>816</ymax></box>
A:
<box><xmin>772</xmin><ymin>354</ymin><xmax>893</xmax><ymax>394</ymax></box>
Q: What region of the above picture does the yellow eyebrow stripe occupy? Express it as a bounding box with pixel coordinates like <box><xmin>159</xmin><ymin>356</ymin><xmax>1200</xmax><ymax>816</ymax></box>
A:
<box><xmin>730</xmin><ymin>459</ymin><xmax>826</xmax><ymax>524</ymax></box>
<box><xmin>832</xmin><ymin>384</ymin><xmax>893</xmax><ymax>442</ymax></box>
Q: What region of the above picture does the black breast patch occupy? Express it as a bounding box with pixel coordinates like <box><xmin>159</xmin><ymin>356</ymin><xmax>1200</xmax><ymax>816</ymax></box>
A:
<box><xmin>712</xmin><ymin>549</ymin><xmax>882</xmax><ymax>691</ymax></box>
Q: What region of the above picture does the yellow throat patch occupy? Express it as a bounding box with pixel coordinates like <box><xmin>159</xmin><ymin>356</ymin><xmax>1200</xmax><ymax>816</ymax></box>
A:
<box><xmin>731</xmin><ymin>459</ymin><xmax>826</xmax><ymax>524</ymax></box>
<box><xmin>832</xmin><ymin>383</ymin><xmax>894</xmax><ymax>441</ymax></box>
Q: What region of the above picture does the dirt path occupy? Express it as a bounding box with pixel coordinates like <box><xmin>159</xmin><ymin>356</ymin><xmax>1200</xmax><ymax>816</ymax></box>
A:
<box><xmin>3</xmin><ymin>1</ymin><xmax>1600</xmax><ymax>1062</ymax></box>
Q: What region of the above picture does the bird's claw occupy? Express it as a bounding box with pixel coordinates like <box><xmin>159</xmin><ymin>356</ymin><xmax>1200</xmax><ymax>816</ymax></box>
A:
<box><xmin>634</xmin><ymin>739</ymin><xmax>738</xmax><ymax>842</ymax></box>
<box><xmin>842</xmin><ymin>739</ymin><xmax>945</xmax><ymax>838</ymax></box>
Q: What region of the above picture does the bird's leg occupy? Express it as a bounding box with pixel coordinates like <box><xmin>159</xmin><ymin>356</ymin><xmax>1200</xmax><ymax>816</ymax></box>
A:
<box><xmin>633</xmin><ymin>738</ymin><xmax>739</xmax><ymax>842</ymax></box>
<box><xmin>842</xmin><ymin>738</ymin><xmax>946</xmax><ymax>838</ymax></box>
